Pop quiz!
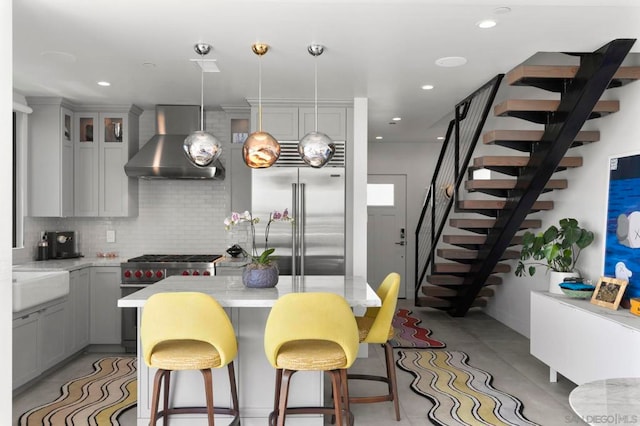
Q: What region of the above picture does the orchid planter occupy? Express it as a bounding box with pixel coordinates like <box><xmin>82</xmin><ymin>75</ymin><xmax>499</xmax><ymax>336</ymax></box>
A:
<box><xmin>242</xmin><ymin>263</ymin><xmax>279</xmax><ymax>288</ymax></box>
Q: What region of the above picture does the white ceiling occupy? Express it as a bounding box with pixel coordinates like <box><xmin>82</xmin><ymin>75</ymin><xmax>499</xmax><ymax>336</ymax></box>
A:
<box><xmin>12</xmin><ymin>0</ymin><xmax>640</xmax><ymax>144</ymax></box>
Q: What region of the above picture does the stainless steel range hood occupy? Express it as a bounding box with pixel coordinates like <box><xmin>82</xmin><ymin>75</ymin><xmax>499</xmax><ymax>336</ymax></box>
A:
<box><xmin>124</xmin><ymin>105</ymin><xmax>225</xmax><ymax>179</ymax></box>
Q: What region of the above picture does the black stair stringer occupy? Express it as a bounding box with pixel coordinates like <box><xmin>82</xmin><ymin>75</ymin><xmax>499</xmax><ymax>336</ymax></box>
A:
<box><xmin>449</xmin><ymin>38</ymin><xmax>636</xmax><ymax>317</ymax></box>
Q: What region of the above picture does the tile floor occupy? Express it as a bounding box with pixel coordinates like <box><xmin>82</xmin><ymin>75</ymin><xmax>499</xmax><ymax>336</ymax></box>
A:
<box><xmin>13</xmin><ymin>299</ymin><xmax>585</xmax><ymax>425</ymax></box>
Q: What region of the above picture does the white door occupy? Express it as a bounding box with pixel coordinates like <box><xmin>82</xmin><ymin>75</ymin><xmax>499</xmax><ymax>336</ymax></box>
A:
<box><xmin>367</xmin><ymin>175</ymin><xmax>407</xmax><ymax>298</ymax></box>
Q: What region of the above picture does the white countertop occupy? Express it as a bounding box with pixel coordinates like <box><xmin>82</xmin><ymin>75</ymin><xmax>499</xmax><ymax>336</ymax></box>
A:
<box><xmin>13</xmin><ymin>256</ymin><xmax>123</xmax><ymax>271</ymax></box>
<box><xmin>118</xmin><ymin>275</ymin><xmax>380</xmax><ymax>308</ymax></box>
<box><xmin>569</xmin><ymin>377</ymin><xmax>640</xmax><ymax>425</ymax></box>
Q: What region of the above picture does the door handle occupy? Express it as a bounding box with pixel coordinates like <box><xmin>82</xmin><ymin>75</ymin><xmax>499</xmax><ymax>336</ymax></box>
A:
<box><xmin>395</xmin><ymin>241</ymin><xmax>405</xmax><ymax>246</ymax></box>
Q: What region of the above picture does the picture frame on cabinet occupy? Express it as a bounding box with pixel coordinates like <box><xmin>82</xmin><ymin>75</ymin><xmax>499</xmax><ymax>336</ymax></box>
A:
<box><xmin>590</xmin><ymin>276</ymin><xmax>628</xmax><ymax>310</ymax></box>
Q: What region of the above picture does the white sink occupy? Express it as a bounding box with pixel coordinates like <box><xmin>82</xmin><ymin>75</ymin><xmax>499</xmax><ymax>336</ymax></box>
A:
<box><xmin>13</xmin><ymin>270</ymin><xmax>70</xmax><ymax>312</ymax></box>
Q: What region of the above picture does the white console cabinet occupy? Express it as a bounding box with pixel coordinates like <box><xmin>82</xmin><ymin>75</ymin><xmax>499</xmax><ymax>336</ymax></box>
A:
<box><xmin>530</xmin><ymin>291</ymin><xmax>640</xmax><ymax>385</ymax></box>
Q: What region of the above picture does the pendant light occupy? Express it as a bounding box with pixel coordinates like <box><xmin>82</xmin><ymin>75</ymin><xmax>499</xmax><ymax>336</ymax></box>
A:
<box><xmin>243</xmin><ymin>43</ymin><xmax>280</xmax><ymax>168</ymax></box>
<box><xmin>183</xmin><ymin>43</ymin><xmax>222</xmax><ymax>167</ymax></box>
<box><xmin>298</xmin><ymin>44</ymin><xmax>335</xmax><ymax>168</ymax></box>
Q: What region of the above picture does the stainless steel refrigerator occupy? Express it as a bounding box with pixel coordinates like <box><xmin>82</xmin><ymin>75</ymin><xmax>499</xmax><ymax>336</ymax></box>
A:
<box><xmin>251</xmin><ymin>145</ymin><xmax>345</xmax><ymax>276</ymax></box>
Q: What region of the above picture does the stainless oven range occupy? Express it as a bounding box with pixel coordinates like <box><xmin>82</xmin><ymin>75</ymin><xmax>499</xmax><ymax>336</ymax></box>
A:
<box><xmin>120</xmin><ymin>254</ymin><xmax>222</xmax><ymax>353</ymax></box>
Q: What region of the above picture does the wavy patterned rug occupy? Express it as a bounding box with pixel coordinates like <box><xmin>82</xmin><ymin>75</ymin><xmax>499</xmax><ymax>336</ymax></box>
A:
<box><xmin>397</xmin><ymin>350</ymin><xmax>540</xmax><ymax>426</ymax></box>
<box><xmin>390</xmin><ymin>308</ymin><xmax>446</xmax><ymax>348</ymax></box>
<box><xmin>19</xmin><ymin>357</ymin><xmax>137</xmax><ymax>426</ymax></box>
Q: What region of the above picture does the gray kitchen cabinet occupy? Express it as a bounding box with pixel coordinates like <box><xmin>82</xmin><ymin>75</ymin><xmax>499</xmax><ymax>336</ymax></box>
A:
<box><xmin>251</xmin><ymin>106</ymin><xmax>299</xmax><ymax>140</ymax></box>
<box><xmin>64</xmin><ymin>267</ymin><xmax>91</xmax><ymax>356</ymax></box>
<box><xmin>74</xmin><ymin>106</ymin><xmax>142</xmax><ymax>217</ymax></box>
<box><xmin>26</xmin><ymin>97</ymin><xmax>74</xmax><ymax>217</ymax></box>
<box><xmin>39</xmin><ymin>300</ymin><xmax>67</xmax><ymax>371</ymax></box>
<box><xmin>13</xmin><ymin>298</ymin><xmax>68</xmax><ymax>389</ymax></box>
<box><xmin>90</xmin><ymin>266</ymin><xmax>121</xmax><ymax>344</ymax></box>
<box><xmin>250</xmin><ymin>106</ymin><xmax>347</xmax><ymax>142</ymax></box>
<box><xmin>12</xmin><ymin>311</ymin><xmax>39</xmax><ymax>388</ymax></box>
<box><xmin>299</xmin><ymin>107</ymin><xmax>347</xmax><ymax>141</ymax></box>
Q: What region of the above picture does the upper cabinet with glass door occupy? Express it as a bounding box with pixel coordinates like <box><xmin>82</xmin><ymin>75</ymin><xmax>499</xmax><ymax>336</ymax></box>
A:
<box><xmin>74</xmin><ymin>106</ymin><xmax>142</xmax><ymax>217</ymax></box>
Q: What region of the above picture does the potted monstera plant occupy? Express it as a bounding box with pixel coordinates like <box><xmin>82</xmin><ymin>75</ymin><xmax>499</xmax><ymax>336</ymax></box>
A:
<box><xmin>515</xmin><ymin>218</ymin><xmax>594</xmax><ymax>294</ymax></box>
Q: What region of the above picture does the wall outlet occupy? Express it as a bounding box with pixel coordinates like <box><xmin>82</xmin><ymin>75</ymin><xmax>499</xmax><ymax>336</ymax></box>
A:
<box><xmin>106</xmin><ymin>230</ymin><xmax>116</xmax><ymax>243</ymax></box>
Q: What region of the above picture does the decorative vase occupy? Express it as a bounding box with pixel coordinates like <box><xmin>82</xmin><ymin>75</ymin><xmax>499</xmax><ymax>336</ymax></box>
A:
<box><xmin>242</xmin><ymin>263</ymin><xmax>279</xmax><ymax>288</ymax></box>
<box><xmin>549</xmin><ymin>270</ymin><xmax>580</xmax><ymax>295</ymax></box>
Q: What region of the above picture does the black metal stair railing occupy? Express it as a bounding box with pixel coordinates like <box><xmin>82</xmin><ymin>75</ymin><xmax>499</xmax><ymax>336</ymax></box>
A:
<box><xmin>414</xmin><ymin>74</ymin><xmax>504</xmax><ymax>301</ymax></box>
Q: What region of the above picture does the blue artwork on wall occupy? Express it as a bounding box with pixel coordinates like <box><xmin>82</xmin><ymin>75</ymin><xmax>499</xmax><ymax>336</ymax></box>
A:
<box><xmin>604</xmin><ymin>152</ymin><xmax>640</xmax><ymax>300</ymax></box>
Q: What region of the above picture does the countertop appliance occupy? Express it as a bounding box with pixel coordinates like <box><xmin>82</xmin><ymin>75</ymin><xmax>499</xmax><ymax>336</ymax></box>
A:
<box><xmin>45</xmin><ymin>231</ymin><xmax>82</xmax><ymax>259</ymax></box>
<box><xmin>251</xmin><ymin>141</ymin><xmax>345</xmax><ymax>277</ymax></box>
<box><xmin>120</xmin><ymin>253</ymin><xmax>222</xmax><ymax>352</ymax></box>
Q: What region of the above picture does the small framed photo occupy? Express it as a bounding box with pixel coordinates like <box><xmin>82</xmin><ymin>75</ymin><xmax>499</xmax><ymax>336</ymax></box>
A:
<box><xmin>590</xmin><ymin>276</ymin><xmax>628</xmax><ymax>310</ymax></box>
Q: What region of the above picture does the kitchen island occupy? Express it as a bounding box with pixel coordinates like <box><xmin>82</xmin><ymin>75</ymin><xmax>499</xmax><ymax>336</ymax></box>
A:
<box><xmin>118</xmin><ymin>275</ymin><xmax>381</xmax><ymax>426</ymax></box>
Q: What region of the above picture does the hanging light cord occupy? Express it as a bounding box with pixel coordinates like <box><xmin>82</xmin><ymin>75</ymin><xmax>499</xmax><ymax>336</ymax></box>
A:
<box><xmin>199</xmin><ymin>53</ymin><xmax>204</xmax><ymax>132</ymax></box>
<box><xmin>314</xmin><ymin>56</ymin><xmax>318</xmax><ymax>132</ymax></box>
<box><xmin>258</xmin><ymin>53</ymin><xmax>263</xmax><ymax>132</ymax></box>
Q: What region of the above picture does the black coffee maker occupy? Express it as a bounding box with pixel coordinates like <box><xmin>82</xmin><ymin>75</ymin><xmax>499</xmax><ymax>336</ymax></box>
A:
<box><xmin>45</xmin><ymin>231</ymin><xmax>82</xmax><ymax>259</ymax></box>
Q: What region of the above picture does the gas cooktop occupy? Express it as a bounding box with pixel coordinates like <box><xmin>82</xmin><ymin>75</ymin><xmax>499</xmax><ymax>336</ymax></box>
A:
<box><xmin>126</xmin><ymin>254</ymin><xmax>222</xmax><ymax>263</ymax></box>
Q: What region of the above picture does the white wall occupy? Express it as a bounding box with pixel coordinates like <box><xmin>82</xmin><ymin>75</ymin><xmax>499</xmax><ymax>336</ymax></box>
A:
<box><xmin>2</xmin><ymin>1</ymin><xmax>12</xmax><ymax>422</ymax></box>
<box><xmin>368</xmin><ymin>140</ymin><xmax>442</xmax><ymax>300</ymax></box>
<box><xmin>487</xmin><ymin>80</ymin><xmax>640</xmax><ymax>337</ymax></box>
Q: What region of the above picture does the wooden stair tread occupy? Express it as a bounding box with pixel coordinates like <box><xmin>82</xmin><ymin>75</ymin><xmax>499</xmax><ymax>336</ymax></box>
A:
<box><xmin>416</xmin><ymin>296</ymin><xmax>488</xmax><ymax>309</ymax></box>
<box><xmin>449</xmin><ymin>218</ymin><xmax>541</xmax><ymax>229</ymax></box>
<box><xmin>482</xmin><ymin>130</ymin><xmax>600</xmax><ymax>153</ymax></box>
<box><xmin>422</xmin><ymin>285</ymin><xmax>495</xmax><ymax>298</ymax></box>
<box><xmin>494</xmin><ymin>100</ymin><xmax>619</xmax><ymax>124</ymax></box>
<box><xmin>458</xmin><ymin>200</ymin><xmax>553</xmax><ymax>210</ymax></box>
<box><xmin>495</xmin><ymin>99</ymin><xmax>619</xmax><ymax>115</ymax></box>
<box><xmin>507</xmin><ymin>65</ymin><xmax>640</xmax><ymax>90</ymax></box>
<box><xmin>443</xmin><ymin>234</ymin><xmax>523</xmax><ymax>247</ymax></box>
<box><xmin>437</xmin><ymin>248</ymin><xmax>520</xmax><ymax>260</ymax></box>
<box><xmin>483</xmin><ymin>129</ymin><xmax>600</xmax><ymax>144</ymax></box>
<box><xmin>466</xmin><ymin>179</ymin><xmax>568</xmax><ymax>190</ymax></box>
<box><xmin>433</xmin><ymin>262</ymin><xmax>511</xmax><ymax>274</ymax></box>
<box><xmin>473</xmin><ymin>156</ymin><xmax>582</xmax><ymax>168</ymax></box>
<box><xmin>427</xmin><ymin>274</ymin><xmax>503</xmax><ymax>286</ymax></box>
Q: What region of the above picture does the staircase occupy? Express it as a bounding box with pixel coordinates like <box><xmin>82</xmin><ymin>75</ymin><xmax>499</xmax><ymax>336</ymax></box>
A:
<box><xmin>414</xmin><ymin>39</ymin><xmax>639</xmax><ymax>316</ymax></box>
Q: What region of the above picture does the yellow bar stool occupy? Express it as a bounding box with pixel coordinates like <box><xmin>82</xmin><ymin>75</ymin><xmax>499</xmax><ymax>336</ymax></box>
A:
<box><xmin>141</xmin><ymin>292</ymin><xmax>240</xmax><ymax>425</ymax></box>
<box><xmin>264</xmin><ymin>292</ymin><xmax>360</xmax><ymax>426</ymax></box>
<box><xmin>348</xmin><ymin>272</ymin><xmax>401</xmax><ymax>420</ymax></box>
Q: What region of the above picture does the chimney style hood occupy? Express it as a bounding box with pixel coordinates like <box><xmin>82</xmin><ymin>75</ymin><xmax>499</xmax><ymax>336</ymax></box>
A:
<box><xmin>124</xmin><ymin>105</ymin><xmax>225</xmax><ymax>179</ymax></box>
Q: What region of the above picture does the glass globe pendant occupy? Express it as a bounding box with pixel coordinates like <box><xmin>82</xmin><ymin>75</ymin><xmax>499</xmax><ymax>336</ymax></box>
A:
<box><xmin>183</xmin><ymin>43</ymin><xmax>222</xmax><ymax>167</ymax></box>
<box><xmin>298</xmin><ymin>44</ymin><xmax>334</xmax><ymax>168</ymax></box>
<box><xmin>243</xmin><ymin>43</ymin><xmax>280</xmax><ymax>168</ymax></box>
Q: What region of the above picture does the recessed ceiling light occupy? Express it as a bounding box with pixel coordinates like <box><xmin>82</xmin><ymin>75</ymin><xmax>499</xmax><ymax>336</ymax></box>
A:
<box><xmin>392</xmin><ymin>117</ymin><xmax>401</xmax><ymax>121</ymax></box>
<box><xmin>97</xmin><ymin>81</ymin><xmax>111</xmax><ymax>87</ymax></box>
<box><xmin>422</xmin><ymin>84</ymin><xmax>434</xmax><ymax>90</ymax></box>
<box><xmin>40</xmin><ymin>50</ymin><xmax>77</xmax><ymax>63</ymax></box>
<box><xmin>477</xmin><ymin>19</ymin><xmax>497</xmax><ymax>29</ymax></box>
<box><xmin>375</xmin><ymin>136</ymin><xmax>383</xmax><ymax>140</ymax></box>
<box><xmin>435</xmin><ymin>56</ymin><xmax>467</xmax><ymax>67</ymax></box>
<box><xmin>436</xmin><ymin>136</ymin><xmax>445</xmax><ymax>140</ymax></box>
<box><xmin>493</xmin><ymin>6</ymin><xmax>511</xmax><ymax>15</ymax></box>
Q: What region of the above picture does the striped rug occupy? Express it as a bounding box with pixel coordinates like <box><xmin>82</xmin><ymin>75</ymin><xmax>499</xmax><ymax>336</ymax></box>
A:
<box><xmin>19</xmin><ymin>357</ymin><xmax>137</xmax><ymax>426</ymax></box>
<box><xmin>390</xmin><ymin>308</ymin><xmax>446</xmax><ymax>348</ymax></box>
<box><xmin>397</xmin><ymin>350</ymin><xmax>540</xmax><ymax>426</ymax></box>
